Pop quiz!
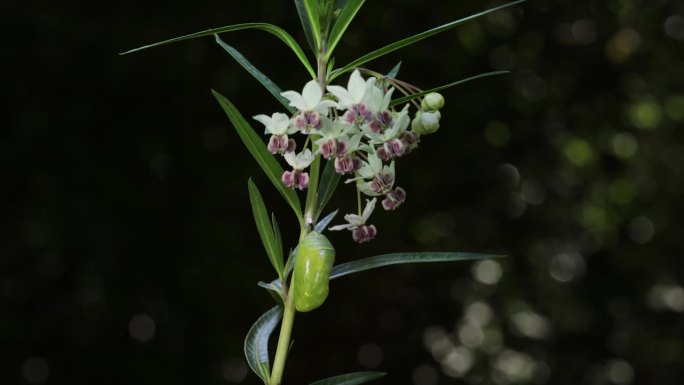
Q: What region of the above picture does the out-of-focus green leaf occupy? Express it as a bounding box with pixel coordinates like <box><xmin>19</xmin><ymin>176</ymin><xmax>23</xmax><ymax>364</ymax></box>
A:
<box><xmin>212</xmin><ymin>90</ymin><xmax>303</xmax><ymax>224</ymax></box>
<box><xmin>330</xmin><ymin>252</ymin><xmax>504</xmax><ymax>280</ymax></box>
<box><xmin>326</xmin><ymin>0</ymin><xmax>365</xmax><ymax>60</ymax></box>
<box><xmin>316</xmin><ymin>160</ymin><xmax>341</xmax><ymax>220</ymax></box>
<box><xmin>244</xmin><ymin>306</ymin><xmax>283</xmax><ymax>384</ymax></box>
<box><xmin>309</xmin><ymin>371</ymin><xmax>386</xmax><ymax>385</ymax></box>
<box><xmin>272</xmin><ymin>213</ymin><xmax>284</xmax><ymax>269</ymax></box>
<box><xmin>121</xmin><ymin>22</ymin><xmax>316</xmax><ymax>79</ymax></box>
<box><xmin>248</xmin><ymin>179</ymin><xmax>284</xmax><ymax>278</ymax></box>
<box><xmin>329</xmin><ymin>0</ymin><xmax>526</xmax><ymax>81</ymax></box>
<box><xmin>214</xmin><ymin>35</ymin><xmax>295</xmax><ymax>114</ymax></box>
<box><xmin>390</xmin><ymin>71</ymin><xmax>509</xmax><ymax>107</ymax></box>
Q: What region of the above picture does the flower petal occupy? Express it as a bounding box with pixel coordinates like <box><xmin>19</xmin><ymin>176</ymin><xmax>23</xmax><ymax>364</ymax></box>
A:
<box><xmin>302</xmin><ymin>80</ymin><xmax>323</xmax><ymax>110</ymax></box>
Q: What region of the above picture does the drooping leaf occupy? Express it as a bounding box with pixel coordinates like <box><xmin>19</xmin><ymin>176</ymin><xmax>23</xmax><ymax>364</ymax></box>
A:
<box><xmin>390</xmin><ymin>71</ymin><xmax>509</xmax><ymax>107</ymax></box>
<box><xmin>329</xmin><ymin>0</ymin><xmax>526</xmax><ymax>81</ymax></box>
<box><xmin>309</xmin><ymin>371</ymin><xmax>386</xmax><ymax>385</ymax></box>
<box><xmin>248</xmin><ymin>180</ymin><xmax>284</xmax><ymax>278</ymax></box>
<box><xmin>330</xmin><ymin>252</ymin><xmax>504</xmax><ymax>280</ymax></box>
<box><xmin>212</xmin><ymin>90</ymin><xmax>303</xmax><ymax>224</ymax></box>
<box><xmin>326</xmin><ymin>0</ymin><xmax>366</xmax><ymax>60</ymax></box>
<box><xmin>314</xmin><ymin>209</ymin><xmax>339</xmax><ymax>233</ymax></box>
<box><xmin>244</xmin><ymin>306</ymin><xmax>283</xmax><ymax>384</ymax></box>
<box><xmin>121</xmin><ymin>22</ymin><xmax>316</xmax><ymax>79</ymax></box>
<box><xmin>214</xmin><ymin>35</ymin><xmax>295</xmax><ymax>113</ymax></box>
<box><xmin>316</xmin><ymin>159</ymin><xmax>341</xmax><ymax>220</ymax></box>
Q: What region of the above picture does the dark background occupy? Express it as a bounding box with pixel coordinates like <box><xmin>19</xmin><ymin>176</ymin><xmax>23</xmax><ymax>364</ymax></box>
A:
<box><xmin>2</xmin><ymin>0</ymin><xmax>683</xmax><ymax>384</ymax></box>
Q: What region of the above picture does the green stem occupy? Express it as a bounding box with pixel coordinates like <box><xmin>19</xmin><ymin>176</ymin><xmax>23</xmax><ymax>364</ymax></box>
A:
<box><xmin>269</xmin><ymin>280</ymin><xmax>297</xmax><ymax>385</ymax></box>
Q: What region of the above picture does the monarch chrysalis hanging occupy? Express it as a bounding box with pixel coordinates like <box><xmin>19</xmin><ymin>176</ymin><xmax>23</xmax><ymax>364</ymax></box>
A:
<box><xmin>293</xmin><ymin>231</ymin><xmax>335</xmax><ymax>312</ymax></box>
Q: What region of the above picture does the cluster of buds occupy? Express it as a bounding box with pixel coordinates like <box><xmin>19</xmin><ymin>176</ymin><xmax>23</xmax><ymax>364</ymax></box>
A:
<box><xmin>253</xmin><ymin>70</ymin><xmax>445</xmax><ymax>243</ymax></box>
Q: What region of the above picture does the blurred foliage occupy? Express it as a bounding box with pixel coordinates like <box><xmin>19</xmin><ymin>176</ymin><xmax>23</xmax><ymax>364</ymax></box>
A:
<box><xmin>1</xmin><ymin>0</ymin><xmax>683</xmax><ymax>384</ymax></box>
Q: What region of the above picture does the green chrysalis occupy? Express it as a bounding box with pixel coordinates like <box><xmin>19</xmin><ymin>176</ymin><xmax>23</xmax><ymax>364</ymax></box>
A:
<box><xmin>293</xmin><ymin>231</ymin><xmax>335</xmax><ymax>312</ymax></box>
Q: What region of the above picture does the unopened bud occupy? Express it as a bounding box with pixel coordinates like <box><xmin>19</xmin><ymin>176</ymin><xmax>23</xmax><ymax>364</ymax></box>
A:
<box><xmin>411</xmin><ymin>110</ymin><xmax>441</xmax><ymax>135</ymax></box>
<box><xmin>421</xmin><ymin>92</ymin><xmax>445</xmax><ymax>111</ymax></box>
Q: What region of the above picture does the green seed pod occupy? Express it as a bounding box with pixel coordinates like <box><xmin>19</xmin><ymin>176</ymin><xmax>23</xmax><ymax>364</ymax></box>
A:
<box><xmin>293</xmin><ymin>231</ymin><xmax>335</xmax><ymax>312</ymax></box>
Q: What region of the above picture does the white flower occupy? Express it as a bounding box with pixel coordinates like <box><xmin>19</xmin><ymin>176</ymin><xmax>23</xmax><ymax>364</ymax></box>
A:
<box><xmin>253</xmin><ymin>112</ymin><xmax>296</xmax><ymax>135</ymax></box>
<box><xmin>284</xmin><ymin>149</ymin><xmax>314</xmax><ymax>170</ymax></box>
<box><xmin>281</xmin><ymin>80</ymin><xmax>337</xmax><ymax>114</ymax></box>
<box><xmin>363</xmin><ymin>105</ymin><xmax>411</xmax><ymax>144</ymax></box>
<box><xmin>364</xmin><ymin>80</ymin><xmax>395</xmax><ymax>114</ymax></box>
<box><xmin>326</xmin><ymin>69</ymin><xmax>370</xmax><ymax>110</ymax></box>
<box><xmin>329</xmin><ymin>198</ymin><xmax>377</xmax><ymax>231</ymax></box>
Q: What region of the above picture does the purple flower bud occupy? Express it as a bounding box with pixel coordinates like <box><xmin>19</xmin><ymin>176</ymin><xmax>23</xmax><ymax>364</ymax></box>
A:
<box><xmin>382</xmin><ymin>187</ymin><xmax>406</xmax><ymax>210</ymax></box>
<box><xmin>352</xmin><ymin>224</ymin><xmax>377</xmax><ymax>243</ymax></box>
<box><xmin>320</xmin><ymin>139</ymin><xmax>349</xmax><ymax>160</ymax></box>
<box><xmin>286</xmin><ymin>138</ymin><xmax>296</xmax><ymax>153</ymax></box>
<box><xmin>267</xmin><ymin>135</ymin><xmax>280</xmax><ymax>154</ymax></box>
<box><xmin>268</xmin><ymin>135</ymin><xmax>296</xmax><ymax>154</ymax></box>
<box><xmin>334</xmin><ymin>155</ymin><xmax>362</xmax><ymax>174</ymax></box>
<box><xmin>282</xmin><ymin>169</ymin><xmax>309</xmax><ymax>190</ymax></box>
<box><xmin>401</xmin><ymin>131</ymin><xmax>420</xmax><ymax>151</ymax></box>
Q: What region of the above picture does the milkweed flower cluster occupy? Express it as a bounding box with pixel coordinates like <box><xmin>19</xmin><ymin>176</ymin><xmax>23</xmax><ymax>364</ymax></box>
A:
<box><xmin>253</xmin><ymin>70</ymin><xmax>445</xmax><ymax>243</ymax></box>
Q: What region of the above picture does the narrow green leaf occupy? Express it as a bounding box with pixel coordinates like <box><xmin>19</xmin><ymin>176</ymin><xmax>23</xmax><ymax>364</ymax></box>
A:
<box><xmin>214</xmin><ymin>35</ymin><xmax>296</xmax><ymax>114</ymax></box>
<box><xmin>386</xmin><ymin>61</ymin><xmax>402</xmax><ymax>79</ymax></box>
<box><xmin>330</xmin><ymin>252</ymin><xmax>504</xmax><ymax>280</ymax></box>
<box><xmin>302</xmin><ymin>0</ymin><xmax>323</xmax><ymax>49</ymax></box>
<box><xmin>272</xmin><ymin>213</ymin><xmax>284</xmax><ymax>269</ymax></box>
<box><xmin>244</xmin><ymin>306</ymin><xmax>283</xmax><ymax>384</ymax></box>
<box><xmin>121</xmin><ymin>22</ymin><xmax>316</xmax><ymax>79</ymax></box>
<box><xmin>248</xmin><ymin>180</ymin><xmax>284</xmax><ymax>278</ymax></box>
<box><xmin>284</xmin><ymin>248</ymin><xmax>296</xmax><ymax>278</ymax></box>
<box><xmin>316</xmin><ymin>159</ymin><xmax>341</xmax><ymax>220</ymax></box>
<box><xmin>304</xmin><ymin>154</ymin><xmax>322</xmax><ymax>225</ymax></box>
<box><xmin>326</xmin><ymin>0</ymin><xmax>366</xmax><ymax>60</ymax></box>
<box><xmin>310</xmin><ymin>371</ymin><xmax>386</xmax><ymax>385</ymax></box>
<box><xmin>329</xmin><ymin>0</ymin><xmax>526</xmax><ymax>80</ymax></box>
<box><xmin>294</xmin><ymin>0</ymin><xmax>318</xmax><ymax>52</ymax></box>
<box><xmin>390</xmin><ymin>71</ymin><xmax>510</xmax><ymax>107</ymax></box>
<box><xmin>212</xmin><ymin>90</ymin><xmax>303</xmax><ymax>224</ymax></box>
<box><xmin>314</xmin><ymin>209</ymin><xmax>339</xmax><ymax>233</ymax></box>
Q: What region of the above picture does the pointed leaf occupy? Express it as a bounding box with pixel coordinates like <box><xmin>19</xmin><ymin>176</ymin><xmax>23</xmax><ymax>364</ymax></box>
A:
<box><xmin>386</xmin><ymin>61</ymin><xmax>402</xmax><ymax>79</ymax></box>
<box><xmin>329</xmin><ymin>0</ymin><xmax>526</xmax><ymax>81</ymax></box>
<box><xmin>212</xmin><ymin>90</ymin><xmax>303</xmax><ymax>224</ymax></box>
<box><xmin>326</xmin><ymin>0</ymin><xmax>366</xmax><ymax>60</ymax></box>
<box><xmin>316</xmin><ymin>159</ymin><xmax>341</xmax><ymax>220</ymax></box>
<box><xmin>330</xmin><ymin>252</ymin><xmax>504</xmax><ymax>280</ymax></box>
<box><xmin>310</xmin><ymin>371</ymin><xmax>386</xmax><ymax>385</ymax></box>
<box><xmin>390</xmin><ymin>71</ymin><xmax>509</xmax><ymax>107</ymax></box>
<box><xmin>244</xmin><ymin>306</ymin><xmax>283</xmax><ymax>384</ymax></box>
<box><xmin>314</xmin><ymin>209</ymin><xmax>339</xmax><ymax>233</ymax></box>
<box><xmin>248</xmin><ymin>179</ymin><xmax>284</xmax><ymax>278</ymax></box>
<box><xmin>215</xmin><ymin>35</ymin><xmax>296</xmax><ymax>114</ymax></box>
<box><xmin>121</xmin><ymin>22</ymin><xmax>316</xmax><ymax>79</ymax></box>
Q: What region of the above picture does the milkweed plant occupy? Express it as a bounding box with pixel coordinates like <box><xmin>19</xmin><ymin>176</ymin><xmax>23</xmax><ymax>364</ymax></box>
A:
<box><xmin>123</xmin><ymin>0</ymin><xmax>525</xmax><ymax>384</ymax></box>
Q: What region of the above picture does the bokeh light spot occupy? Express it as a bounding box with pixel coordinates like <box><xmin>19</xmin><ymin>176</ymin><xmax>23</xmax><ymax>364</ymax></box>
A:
<box><xmin>628</xmin><ymin>98</ymin><xmax>662</xmax><ymax>130</ymax></box>
<box><xmin>627</xmin><ymin>216</ymin><xmax>654</xmax><ymax>244</ymax></box>
<box><xmin>22</xmin><ymin>357</ymin><xmax>50</xmax><ymax>385</ymax></box>
<box><xmin>563</xmin><ymin>138</ymin><xmax>594</xmax><ymax>167</ymax></box>
<box><xmin>129</xmin><ymin>313</ymin><xmax>156</xmax><ymax>342</ymax></box>
<box><xmin>610</xmin><ymin>132</ymin><xmax>638</xmax><ymax>159</ymax></box>
<box><xmin>357</xmin><ymin>343</ymin><xmax>384</xmax><ymax>368</ymax></box>
<box><xmin>485</xmin><ymin>121</ymin><xmax>511</xmax><ymax>148</ymax></box>
<box><xmin>472</xmin><ymin>260</ymin><xmax>503</xmax><ymax>285</ymax></box>
<box><xmin>412</xmin><ymin>364</ymin><xmax>438</xmax><ymax>385</ymax></box>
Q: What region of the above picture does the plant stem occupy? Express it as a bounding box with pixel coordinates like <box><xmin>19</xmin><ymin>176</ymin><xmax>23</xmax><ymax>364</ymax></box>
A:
<box><xmin>269</xmin><ymin>281</ymin><xmax>296</xmax><ymax>385</ymax></box>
